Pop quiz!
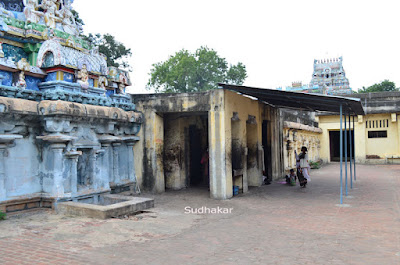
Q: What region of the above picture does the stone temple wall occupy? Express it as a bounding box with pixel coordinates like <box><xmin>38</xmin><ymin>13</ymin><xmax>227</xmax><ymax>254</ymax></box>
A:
<box><xmin>0</xmin><ymin>96</ymin><xmax>142</xmax><ymax>213</ymax></box>
<box><xmin>0</xmin><ymin>0</ymin><xmax>143</xmax><ymax>212</ymax></box>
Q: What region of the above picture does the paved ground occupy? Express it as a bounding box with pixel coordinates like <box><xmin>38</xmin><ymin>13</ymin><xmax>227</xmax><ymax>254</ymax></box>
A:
<box><xmin>1</xmin><ymin>163</ymin><xmax>400</xmax><ymax>265</ymax></box>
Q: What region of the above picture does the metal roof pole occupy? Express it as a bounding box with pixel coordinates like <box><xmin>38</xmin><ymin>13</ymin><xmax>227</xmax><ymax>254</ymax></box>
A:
<box><xmin>340</xmin><ymin>104</ymin><xmax>343</xmax><ymax>204</ymax></box>
<box><xmin>349</xmin><ymin>113</ymin><xmax>353</xmax><ymax>189</ymax></box>
<box><xmin>353</xmin><ymin>116</ymin><xmax>356</xmax><ymax>181</ymax></box>
<box><xmin>345</xmin><ymin>110</ymin><xmax>348</xmax><ymax>196</ymax></box>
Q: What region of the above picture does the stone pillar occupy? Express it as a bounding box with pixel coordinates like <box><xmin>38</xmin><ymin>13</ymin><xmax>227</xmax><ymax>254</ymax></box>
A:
<box><xmin>112</xmin><ymin>142</ymin><xmax>121</xmax><ymax>184</ymax></box>
<box><xmin>37</xmin><ymin>135</ymin><xmax>75</xmax><ymax>199</ymax></box>
<box><xmin>65</xmin><ymin>150</ymin><xmax>82</xmax><ymax>198</ymax></box>
<box><xmin>126</xmin><ymin>142</ymin><xmax>135</xmax><ymax>182</ymax></box>
<box><xmin>50</xmin><ymin>143</ymin><xmax>66</xmax><ymax>197</ymax></box>
<box><xmin>287</xmin><ymin>140</ymin><xmax>293</xmax><ymax>169</ymax></box>
<box><xmin>0</xmin><ymin>135</ymin><xmax>23</xmax><ymax>201</ymax></box>
<box><xmin>94</xmin><ymin>149</ymin><xmax>105</xmax><ymax>190</ymax></box>
<box><xmin>124</xmin><ymin>137</ymin><xmax>139</xmax><ymax>194</ymax></box>
<box><xmin>125</xmin><ymin>139</ymin><xmax>139</xmax><ymax>183</ymax></box>
<box><xmin>270</xmin><ymin>108</ymin><xmax>283</xmax><ymax>180</ymax></box>
<box><xmin>98</xmin><ymin>135</ymin><xmax>121</xmax><ymax>188</ymax></box>
<box><xmin>208</xmin><ymin>109</ymin><xmax>230</xmax><ymax>199</ymax></box>
<box><xmin>101</xmin><ymin>143</ymin><xmax>112</xmax><ymax>188</ymax></box>
<box><xmin>89</xmin><ymin>150</ymin><xmax>97</xmax><ymax>188</ymax></box>
<box><xmin>0</xmin><ymin>144</ymin><xmax>6</xmax><ymax>200</ymax></box>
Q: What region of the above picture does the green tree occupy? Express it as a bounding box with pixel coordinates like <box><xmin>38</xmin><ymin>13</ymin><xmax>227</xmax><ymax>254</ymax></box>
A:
<box><xmin>147</xmin><ymin>46</ymin><xmax>247</xmax><ymax>93</ymax></box>
<box><xmin>72</xmin><ymin>9</ymin><xmax>132</xmax><ymax>70</ymax></box>
<box><xmin>357</xmin><ymin>80</ymin><xmax>399</xmax><ymax>93</ymax></box>
<box><xmin>83</xmin><ymin>33</ymin><xmax>132</xmax><ymax>70</ymax></box>
<box><xmin>71</xmin><ymin>9</ymin><xmax>84</xmax><ymax>29</ymax></box>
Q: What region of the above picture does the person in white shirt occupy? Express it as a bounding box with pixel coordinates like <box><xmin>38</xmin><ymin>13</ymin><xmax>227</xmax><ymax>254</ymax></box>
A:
<box><xmin>299</xmin><ymin>146</ymin><xmax>311</xmax><ymax>185</ymax></box>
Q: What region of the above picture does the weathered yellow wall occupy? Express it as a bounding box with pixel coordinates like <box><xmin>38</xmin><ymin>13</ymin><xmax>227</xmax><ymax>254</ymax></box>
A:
<box><xmin>365</xmin><ymin>114</ymin><xmax>399</xmax><ymax>158</ymax></box>
<box><xmin>208</xmin><ymin>90</ymin><xmax>228</xmax><ymax>199</ymax></box>
<box><xmin>134</xmin><ymin>90</ymin><xmax>282</xmax><ymax>199</ymax></box>
<box><xmin>283</xmin><ymin>128</ymin><xmax>321</xmax><ymax>171</ymax></box>
<box><xmin>318</xmin><ymin>113</ymin><xmax>400</xmax><ymax>164</ymax></box>
<box><xmin>223</xmin><ymin>90</ymin><xmax>276</xmax><ymax>191</ymax></box>
<box><xmin>133</xmin><ymin>114</ymin><xmax>143</xmax><ymax>189</ymax></box>
<box><xmin>133</xmin><ymin>104</ymin><xmax>164</xmax><ymax>193</ymax></box>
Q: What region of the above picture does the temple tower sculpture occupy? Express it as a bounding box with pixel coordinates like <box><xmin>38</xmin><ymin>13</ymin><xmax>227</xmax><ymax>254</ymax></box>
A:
<box><xmin>284</xmin><ymin>57</ymin><xmax>352</xmax><ymax>95</ymax></box>
<box><xmin>0</xmin><ymin>0</ymin><xmax>142</xmax><ymax>212</ymax></box>
<box><xmin>309</xmin><ymin>57</ymin><xmax>351</xmax><ymax>95</ymax></box>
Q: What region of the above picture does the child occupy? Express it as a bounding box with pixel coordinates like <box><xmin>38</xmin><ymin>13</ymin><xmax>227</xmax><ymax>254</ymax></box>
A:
<box><xmin>289</xmin><ymin>168</ymin><xmax>296</xmax><ymax>186</ymax></box>
<box><xmin>286</xmin><ymin>169</ymin><xmax>297</xmax><ymax>186</ymax></box>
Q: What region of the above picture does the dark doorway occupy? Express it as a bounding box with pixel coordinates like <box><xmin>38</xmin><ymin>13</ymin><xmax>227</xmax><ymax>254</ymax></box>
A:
<box><xmin>262</xmin><ymin>121</ymin><xmax>272</xmax><ymax>180</ymax></box>
<box><xmin>163</xmin><ymin>113</ymin><xmax>209</xmax><ymax>191</ymax></box>
<box><xmin>189</xmin><ymin>125</ymin><xmax>203</xmax><ymax>186</ymax></box>
<box><xmin>329</xmin><ymin>130</ymin><xmax>354</xmax><ymax>162</ymax></box>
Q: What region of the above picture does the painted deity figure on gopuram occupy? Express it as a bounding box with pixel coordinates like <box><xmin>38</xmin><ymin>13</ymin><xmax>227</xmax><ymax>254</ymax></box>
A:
<box><xmin>39</xmin><ymin>0</ymin><xmax>61</xmax><ymax>29</ymax></box>
<box><xmin>23</xmin><ymin>0</ymin><xmax>41</xmax><ymax>24</ymax></box>
<box><xmin>77</xmin><ymin>63</ymin><xmax>89</xmax><ymax>89</ymax></box>
<box><xmin>0</xmin><ymin>0</ymin><xmax>131</xmax><ymax>98</ymax></box>
<box><xmin>58</xmin><ymin>0</ymin><xmax>79</xmax><ymax>35</ymax></box>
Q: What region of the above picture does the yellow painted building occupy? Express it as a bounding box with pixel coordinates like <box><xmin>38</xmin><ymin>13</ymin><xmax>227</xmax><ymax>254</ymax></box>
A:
<box><xmin>318</xmin><ymin>92</ymin><xmax>400</xmax><ymax>164</ymax></box>
<box><xmin>318</xmin><ymin>113</ymin><xmax>400</xmax><ymax>164</ymax></box>
<box><xmin>131</xmin><ymin>85</ymin><xmax>364</xmax><ymax>199</ymax></box>
<box><xmin>132</xmin><ymin>89</ymin><xmax>284</xmax><ymax>200</ymax></box>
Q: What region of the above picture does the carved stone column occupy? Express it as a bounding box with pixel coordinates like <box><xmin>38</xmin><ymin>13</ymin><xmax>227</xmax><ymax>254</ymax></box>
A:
<box><xmin>51</xmin><ymin>143</ymin><xmax>66</xmax><ymax>197</ymax></box>
<box><xmin>65</xmin><ymin>150</ymin><xmax>82</xmax><ymax>199</ymax></box>
<box><xmin>37</xmin><ymin>135</ymin><xmax>75</xmax><ymax>198</ymax></box>
<box><xmin>0</xmin><ymin>134</ymin><xmax>23</xmax><ymax>200</ymax></box>
<box><xmin>0</xmin><ymin>144</ymin><xmax>7</xmax><ymax>200</ymax></box>
<box><xmin>100</xmin><ymin>142</ymin><xmax>112</xmax><ymax>188</ymax></box>
<box><xmin>112</xmin><ymin>142</ymin><xmax>121</xmax><ymax>184</ymax></box>
<box><xmin>123</xmin><ymin>136</ymin><xmax>140</xmax><ymax>183</ymax></box>
<box><xmin>92</xmin><ymin>149</ymin><xmax>105</xmax><ymax>191</ymax></box>
<box><xmin>98</xmin><ymin>135</ymin><xmax>121</xmax><ymax>187</ymax></box>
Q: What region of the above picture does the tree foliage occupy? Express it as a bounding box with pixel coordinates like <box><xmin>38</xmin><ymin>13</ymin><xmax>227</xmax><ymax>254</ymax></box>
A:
<box><xmin>357</xmin><ymin>80</ymin><xmax>399</xmax><ymax>93</ymax></box>
<box><xmin>72</xmin><ymin>9</ymin><xmax>132</xmax><ymax>70</ymax></box>
<box><xmin>147</xmin><ymin>46</ymin><xmax>247</xmax><ymax>93</ymax></box>
<box><xmin>83</xmin><ymin>33</ymin><xmax>132</xmax><ymax>70</ymax></box>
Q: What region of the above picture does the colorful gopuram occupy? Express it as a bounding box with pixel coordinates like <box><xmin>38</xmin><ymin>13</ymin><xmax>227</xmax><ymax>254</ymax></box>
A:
<box><xmin>0</xmin><ymin>0</ymin><xmax>142</xmax><ymax>212</ymax></box>
<box><xmin>284</xmin><ymin>57</ymin><xmax>352</xmax><ymax>95</ymax></box>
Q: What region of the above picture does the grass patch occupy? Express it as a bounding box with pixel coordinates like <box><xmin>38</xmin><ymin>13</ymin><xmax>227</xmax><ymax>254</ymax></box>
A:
<box><xmin>0</xmin><ymin>210</ymin><xmax>6</xmax><ymax>221</ymax></box>
<box><xmin>310</xmin><ymin>160</ymin><xmax>322</xmax><ymax>169</ymax></box>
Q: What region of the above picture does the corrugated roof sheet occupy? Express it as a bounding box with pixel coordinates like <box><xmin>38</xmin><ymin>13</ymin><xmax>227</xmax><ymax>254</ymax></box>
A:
<box><xmin>219</xmin><ymin>84</ymin><xmax>365</xmax><ymax>115</ymax></box>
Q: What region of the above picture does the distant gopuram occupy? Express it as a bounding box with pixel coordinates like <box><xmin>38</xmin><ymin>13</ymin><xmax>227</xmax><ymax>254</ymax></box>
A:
<box><xmin>310</xmin><ymin>57</ymin><xmax>351</xmax><ymax>95</ymax></box>
<box><xmin>284</xmin><ymin>57</ymin><xmax>352</xmax><ymax>95</ymax></box>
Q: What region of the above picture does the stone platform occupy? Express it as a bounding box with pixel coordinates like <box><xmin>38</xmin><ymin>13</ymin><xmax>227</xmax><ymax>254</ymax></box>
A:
<box><xmin>57</xmin><ymin>195</ymin><xmax>154</xmax><ymax>219</ymax></box>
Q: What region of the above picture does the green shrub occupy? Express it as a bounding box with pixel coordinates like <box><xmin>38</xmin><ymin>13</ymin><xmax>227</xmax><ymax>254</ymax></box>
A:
<box><xmin>309</xmin><ymin>160</ymin><xmax>321</xmax><ymax>169</ymax></box>
<box><xmin>0</xmin><ymin>210</ymin><xmax>6</xmax><ymax>221</ymax></box>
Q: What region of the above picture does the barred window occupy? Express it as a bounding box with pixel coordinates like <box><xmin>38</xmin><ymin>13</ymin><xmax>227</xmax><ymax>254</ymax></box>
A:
<box><xmin>368</xmin><ymin>131</ymin><xmax>387</xmax><ymax>138</ymax></box>
<box><xmin>366</xmin><ymin>119</ymin><xmax>389</xmax><ymax>129</ymax></box>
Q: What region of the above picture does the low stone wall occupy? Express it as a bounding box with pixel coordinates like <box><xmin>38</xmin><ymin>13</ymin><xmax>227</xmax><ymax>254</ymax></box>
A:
<box><xmin>57</xmin><ymin>195</ymin><xmax>154</xmax><ymax>219</ymax></box>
